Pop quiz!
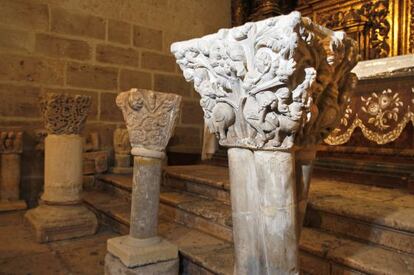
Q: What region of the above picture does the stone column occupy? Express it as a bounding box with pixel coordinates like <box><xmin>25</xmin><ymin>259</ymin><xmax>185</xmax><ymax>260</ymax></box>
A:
<box><xmin>110</xmin><ymin>127</ymin><xmax>132</xmax><ymax>174</ymax></box>
<box><xmin>172</xmin><ymin>11</ymin><xmax>359</xmax><ymax>274</ymax></box>
<box><xmin>0</xmin><ymin>130</ymin><xmax>26</xmax><ymax>211</ymax></box>
<box><xmin>25</xmin><ymin>93</ymin><xmax>97</xmax><ymax>243</ymax></box>
<box><xmin>105</xmin><ymin>88</ymin><xmax>181</xmax><ymax>275</ymax></box>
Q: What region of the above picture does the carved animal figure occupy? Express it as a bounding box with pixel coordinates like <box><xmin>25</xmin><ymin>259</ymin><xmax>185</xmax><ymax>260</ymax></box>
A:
<box><xmin>211</xmin><ymin>102</ymin><xmax>235</xmax><ymax>140</ymax></box>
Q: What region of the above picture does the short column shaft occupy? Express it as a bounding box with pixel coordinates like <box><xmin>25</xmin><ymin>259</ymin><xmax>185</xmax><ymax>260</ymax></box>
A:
<box><xmin>130</xmin><ymin>155</ymin><xmax>162</xmax><ymax>239</ymax></box>
<box><xmin>0</xmin><ymin>153</ymin><xmax>21</xmax><ymax>200</ymax></box>
<box><xmin>41</xmin><ymin>134</ymin><xmax>83</xmax><ymax>204</ymax></box>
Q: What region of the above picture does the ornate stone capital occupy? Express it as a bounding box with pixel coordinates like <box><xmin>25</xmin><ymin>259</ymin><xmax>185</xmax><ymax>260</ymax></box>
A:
<box><xmin>40</xmin><ymin>93</ymin><xmax>91</xmax><ymax>135</ymax></box>
<box><xmin>116</xmin><ymin>89</ymin><xmax>181</xmax><ymax>154</ymax></box>
<box><xmin>171</xmin><ymin>11</ymin><xmax>359</xmax><ymax>151</ymax></box>
<box><xmin>0</xmin><ymin>130</ymin><xmax>23</xmax><ymax>154</ymax></box>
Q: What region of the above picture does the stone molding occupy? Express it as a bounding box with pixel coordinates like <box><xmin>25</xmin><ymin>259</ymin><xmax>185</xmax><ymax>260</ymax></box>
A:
<box><xmin>116</xmin><ymin>88</ymin><xmax>182</xmax><ymax>153</ymax></box>
<box><xmin>0</xmin><ymin>130</ymin><xmax>23</xmax><ymax>154</ymax></box>
<box><xmin>171</xmin><ymin>11</ymin><xmax>359</xmax><ymax>151</ymax></box>
<box><xmin>40</xmin><ymin>93</ymin><xmax>91</xmax><ymax>135</ymax></box>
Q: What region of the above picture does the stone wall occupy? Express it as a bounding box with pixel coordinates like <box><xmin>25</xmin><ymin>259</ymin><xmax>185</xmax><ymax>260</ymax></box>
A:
<box><xmin>0</xmin><ymin>0</ymin><xmax>231</xmax><ymax>205</ymax></box>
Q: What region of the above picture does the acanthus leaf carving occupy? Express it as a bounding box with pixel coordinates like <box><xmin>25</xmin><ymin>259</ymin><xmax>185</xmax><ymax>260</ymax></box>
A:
<box><xmin>171</xmin><ymin>11</ymin><xmax>359</xmax><ymax>150</ymax></box>
<box><xmin>116</xmin><ymin>89</ymin><xmax>182</xmax><ymax>152</ymax></box>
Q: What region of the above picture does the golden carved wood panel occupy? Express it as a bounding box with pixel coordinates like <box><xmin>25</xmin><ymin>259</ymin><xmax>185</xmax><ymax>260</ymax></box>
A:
<box><xmin>232</xmin><ymin>0</ymin><xmax>413</xmax><ymax>60</ymax></box>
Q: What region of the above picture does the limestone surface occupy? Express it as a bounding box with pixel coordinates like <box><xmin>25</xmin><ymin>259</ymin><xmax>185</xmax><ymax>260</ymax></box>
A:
<box><xmin>116</xmin><ymin>88</ymin><xmax>181</xmax><ymax>153</ymax></box>
<box><xmin>105</xmin><ymin>253</ymin><xmax>179</xmax><ymax>275</ymax></box>
<box><xmin>39</xmin><ymin>93</ymin><xmax>91</xmax><ymax>135</ymax></box>
<box><xmin>171</xmin><ymin>11</ymin><xmax>359</xmax><ymax>150</ymax></box>
<box><xmin>172</xmin><ymin>11</ymin><xmax>359</xmax><ymax>275</ymax></box>
<box><xmin>24</xmin><ymin>204</ymin><xmax>97</xmax><ymax>243</ymax></box>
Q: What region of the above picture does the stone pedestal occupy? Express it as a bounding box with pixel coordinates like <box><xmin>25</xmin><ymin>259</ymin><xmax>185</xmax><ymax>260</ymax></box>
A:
<box><xmin>105</xmin><ymin>253</ymin><xmax>179</xmax><ymax>275</ymax></box>
<box><xmin>172</xmin><ymin>11</ymin><xmax>359</xmax><ymax>274</ymax></box>
<box><xmin>105</xmin><ymin>88</ymin><xmax>181</xmax><ymax>274</ymax></box>
<box><xmin>25</xmin><ymin>93</ymin><xmax>97</xmax><ymax>243</ymax></box>
<box><xmin>0</xmin><ymin>130</ymin><xmax>26</xmax><ymax>212</ymax></box>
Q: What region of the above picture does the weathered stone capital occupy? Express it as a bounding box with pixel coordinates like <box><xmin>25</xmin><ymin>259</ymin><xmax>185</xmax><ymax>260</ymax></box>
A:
<box><xmin>116</xmin><ymin>88</ymin><xmax>182</xmax><ymax>153</ymax></box>
<box><xmin>113</xmin><ymin>128</ymin><xmax>131</xmax><ymax>155</ymax></box>
<box><xmin>0</xmin><ymin>130</ymin><xmax>23</xmax><ymax>154</ymax></box>
<box><xmin>171</xmin><ymin>11</ymin><xmax>359</xmax><ymax>151</ymax></box>
<box><xmin>40</xmin><ymin>93</ymin><xmax>91</xmax><ymax>135</ymax></box>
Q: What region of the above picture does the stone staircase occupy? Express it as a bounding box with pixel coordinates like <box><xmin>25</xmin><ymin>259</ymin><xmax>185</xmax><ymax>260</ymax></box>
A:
<box><xmin>83</xmin><ymin>164</ymin><xmax>414</xmax><ymax>275</ymax></box>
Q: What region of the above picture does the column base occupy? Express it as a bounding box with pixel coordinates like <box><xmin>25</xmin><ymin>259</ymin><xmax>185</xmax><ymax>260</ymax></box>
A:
<box><xmin>0</xmin><ymin>200</ymin><xmax>27</xmax><ymax>212</ymax></box>
<box><xmin>105</xmin><ymin>253</ymin><xmax>179</xmax><ymax>275</ymax></box>
<box><xmin>107</xmin><ymin>235</ymin><xmax>178</xmax><ymax>268</ymax></box>
<box><xmin>109</xmin><ymin>166</ymin><xmax>133</xmax><ymax>174</ymax></box>
<box><xmin>24</xmin><ymin>204</ymin><xmax>98</xmax><ymax>243</ymax></box>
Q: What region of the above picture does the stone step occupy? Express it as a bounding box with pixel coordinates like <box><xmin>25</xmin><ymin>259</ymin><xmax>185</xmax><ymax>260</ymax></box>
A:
<box><xmin>90</xmin><ymin>166</ymin><xmax>414</xmax><ymax>254</ymax></box>
<box><xmin>164</xmin><ymin>165</ymin><xmax>414</xmax><ymax>255</ymax></box>
<box><xmin>83</xmin><ymin>189</ymin><xmax>414</xmax><ymax>275</ymax></box>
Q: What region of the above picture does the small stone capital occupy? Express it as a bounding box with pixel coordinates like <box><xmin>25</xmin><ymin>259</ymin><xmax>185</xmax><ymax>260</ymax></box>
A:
<box><xmin>116</xmin><ymin>89</ymin><xmax>182</xmax><ymax>153</ymax></box>
<box><xmin>171</xmin><ymin>11</ymin><xmax>359</xmax><ymax>151</ymax></box>
<box><xmin>113</xmin><ymin>128</ymin><xmax>131</xmax><ymax>155</ymax></box>
<box><xmin>40</xmin><ymin>93</ymin><xmax>91</xmax><ymax>135</ymax></box>
<box><xmin>0</xmin><ymin>130</ymin><xmax>23</xmax><ymax>154</ymax></box>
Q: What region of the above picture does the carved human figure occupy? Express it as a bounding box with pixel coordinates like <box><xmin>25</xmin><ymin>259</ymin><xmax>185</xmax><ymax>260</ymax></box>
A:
<box><xmin>111</xmin><ymin>128</ymin><xmax>132</xmax><ymax>173</ymax></box>
<box><xmin>172</xmin><ymin>11</ymin><xmax>359</xmax><ymax>274</ymax></box>
<box><xmin>106</xmin><ymin>88</ymin><xmax>181</xmax><ymax>275</ymax></box>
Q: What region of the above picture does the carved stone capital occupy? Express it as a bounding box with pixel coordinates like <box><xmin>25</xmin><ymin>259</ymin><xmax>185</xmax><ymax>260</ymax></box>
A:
<box><xmin>0</xmin><ymin>130</ymin><xmax>23</xmax><ymax>154</ymax></box>
<box><xmin>116</xmin><ymin>89</ymin><xmax>182</xmax><ymax>153</ymax></box>
<box><xmin>113</xmin><ymin>128</ymin><xmax>131</xmax><ymax>155</ymax></box>
<box><xmin>40</xmin><ymin>93</ymin><xmax>91</xmax><ymax>135</ymax></box>
<box><xmin>171</xmin><ymin>11</ymin><xmax>359</xmax><ymax>151</ymax></box>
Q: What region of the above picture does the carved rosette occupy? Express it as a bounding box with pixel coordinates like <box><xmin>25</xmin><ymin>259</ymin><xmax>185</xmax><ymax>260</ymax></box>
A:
<box><xmin>325</xmin><ymin>87</ymin><xmax>414</xmax><ymax>145</ymax></box>
<box><xmin>0</xmin><ymin>130</ymin><xmax>23</xmax><ymax>154</ymax></box>
<box><xmin>171</xmin><ymin>11</ymin><xmax>359</xmax><ymax>151</ymax></box>
<box><xmin>40</xmin><ymin>93</ymin><xmax>91</xmax><ymax>135</ymax></box>
<box><xmin>116</xmin><ymin>89</ymin><xmax>182</xmax><ymax>153</ymax></box>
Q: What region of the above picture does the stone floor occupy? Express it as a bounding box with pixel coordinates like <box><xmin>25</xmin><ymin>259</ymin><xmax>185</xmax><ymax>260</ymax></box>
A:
<box><xmin>0</xmin><ymin>210</ymin><xmax>117</xmax><ymax>275</ymax></box>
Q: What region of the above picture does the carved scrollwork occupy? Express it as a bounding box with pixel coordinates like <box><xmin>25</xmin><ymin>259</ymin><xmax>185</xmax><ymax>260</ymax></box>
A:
<box><xmin>172</xmin><ymin>11</ymin><xmax>359</xmax><ymax>150</ymax></box>
<box><xmin>325</xmin><ymin>87</ymin><xmax>414</xmax><ymax>145</ymax></box>
<box><xmin>39</xmin><ymin>93</ymin><xmax>91</xmax><ymax>135</ymax></box>
<box><xmin>317</xmin><ymin>0</ymin><xmax>390</xmax><ymax>60</ymax></box>
<box><xmin>116</xmin><ymin>89</ymin><xmax>182</xmax><ymax>152</ymax></box>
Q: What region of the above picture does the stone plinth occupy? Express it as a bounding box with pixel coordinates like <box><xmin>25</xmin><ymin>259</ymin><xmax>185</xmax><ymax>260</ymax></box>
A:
<box><xmin>105</xmin><ymin>253</ymin><xmax>179</xmax><ymax>275</ymax></box>
<box><xmin>25</xmin><ymin>93</ymin><xmax>97</xmax><ymax>243</ymax></box>
<box><xmin>0</xmin><ymin>130</ymin><xmax>26</xmax><ymax>212</ymax></box>
<box><xmin>106</xmin><ymin>88</ymin><xmax>181</xmax><ymax>274</ymax></box>
<box><xmin>172</xmin><ymin>11</ymin><xmax>359</xmax><ymax>274</ymax></box>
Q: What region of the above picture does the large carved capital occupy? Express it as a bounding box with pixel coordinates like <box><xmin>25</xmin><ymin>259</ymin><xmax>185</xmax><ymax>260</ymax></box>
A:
<box><xmin>116</xmin><ymin>89</ymin><xmax>181</xmax><ymax>154</ymax></box>
<box><xmin>0</xmin><ymin>130</ymin><xmax>23</xmax><ymax>154</ymax></box>
<box><xmin>171</xmin><ymin>11</ymin><xmax>359</xmax><ymax>150</ymax></box>
<box><xmin>40</xmin><ymin>93</ymin><xmax>91</xmax><ymax>135</ymax></box>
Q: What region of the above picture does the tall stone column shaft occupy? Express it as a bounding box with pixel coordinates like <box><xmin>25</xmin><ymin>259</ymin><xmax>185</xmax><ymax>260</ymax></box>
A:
<box><xmin>25</xmin><ymin>93</ymin><xmax>97</xmax><ymax>243</ymax></box>
<box><xmin>172</xmin><ymin>11</ymin><xmax>359</xmax><ymax>274</ymax></box>
<box><xmin>105</xmin><ymin>88</ymin><xmax>181</xmax><ymax>275</ymax></box>
<box><xmin>0</xmin><ymin>130</ymin><xmax>26</xmax><ymax>211</ymax></box>
<box><xmin>130</xmin><ymin>155</ymin><xmax>162</xmax><ymax>239</ymax></box>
